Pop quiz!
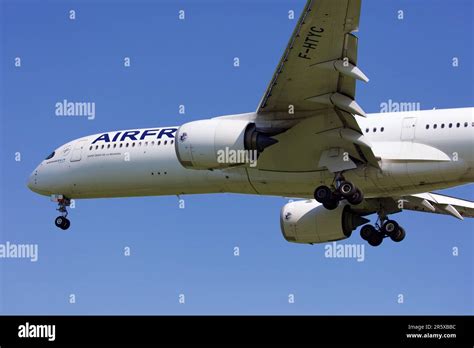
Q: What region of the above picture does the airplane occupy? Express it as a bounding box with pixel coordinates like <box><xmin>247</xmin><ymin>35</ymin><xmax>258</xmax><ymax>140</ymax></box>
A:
<box><xmin>27</xmin><ymin>0</ymin><xmax>474</xmax><ymax>247</ymax></box>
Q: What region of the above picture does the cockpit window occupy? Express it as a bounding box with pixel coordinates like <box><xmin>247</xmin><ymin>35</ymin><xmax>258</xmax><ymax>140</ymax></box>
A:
<box><xmin>45</xmin><ymin>151</ymin><xmax>55</xmax><ymax>160</ymax></box>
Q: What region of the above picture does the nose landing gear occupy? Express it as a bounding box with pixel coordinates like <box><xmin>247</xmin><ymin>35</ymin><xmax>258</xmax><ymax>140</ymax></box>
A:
<box><xmin>54</xmin><ymin>196</ymin><xmax>71</xmax><ymax>230</ymax></box>
<box><xmin>314</xmin><ymin>173</ymin><xmax>364</xmax><ymax>210</ymax></box>
<box><xmin>55</xmin><ymin>216</ymin><xmax>71</xmax><ymax>230</ymax></box>
<box><xmin>360</xmin><ymin>214</ymin><xmax>406</xmax><ymax>247</ymax></box>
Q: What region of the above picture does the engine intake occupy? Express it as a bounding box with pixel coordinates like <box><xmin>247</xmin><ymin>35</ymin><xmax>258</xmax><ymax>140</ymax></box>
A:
<box><xmin>175</xmin><ymin>119</ymin><xmax>277</xmax><ymax>170</ymax></box>
<box><xmin>280</xmin><ymin>200</ymin><xmax>369</xmax><ymax>244</ymax></box>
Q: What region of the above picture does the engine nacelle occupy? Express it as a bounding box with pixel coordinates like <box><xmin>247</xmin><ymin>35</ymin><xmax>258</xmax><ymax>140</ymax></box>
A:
<box><xmin>280</xmin><ymin>200</ymin><xmax>369</xmax><ymax>244</ymax></box>
<box><xmin>175</xmin><ymin>119</ymin><xmax>277</xmax><ymax>170</ymax></box>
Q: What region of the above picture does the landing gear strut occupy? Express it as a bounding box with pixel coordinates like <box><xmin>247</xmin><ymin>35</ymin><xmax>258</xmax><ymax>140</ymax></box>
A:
<box><xmin>54</xmin><ymin>197</ymin><xmax>71</xmax><ymax>230</ymax></box>
<box><xmin>314</xmin><ymin>173</ymin><xmax>364</xmax><ymax>210</ymax></box>
<box><xmin>360</xmin><ymin>213</ymin><xmax>405</xmax><ymax>247</ymax></box>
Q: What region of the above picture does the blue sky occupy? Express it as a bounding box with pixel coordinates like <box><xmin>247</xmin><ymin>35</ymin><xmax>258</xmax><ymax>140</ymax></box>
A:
<box><xmin>0</xmin><ymin>0</ymin><xmax>472</xmax><ymax>314</ymax></box>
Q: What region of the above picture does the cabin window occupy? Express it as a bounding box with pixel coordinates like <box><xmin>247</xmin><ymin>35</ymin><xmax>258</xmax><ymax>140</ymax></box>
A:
<box><xmin>425</xmin><ymin>125</ymin><xmax>429</xmax><ymax>129</ymax></box>
<box><xmin>164</xmin><ymin>140</ymin><xmax>168</xmax><ymax>145</ymax></box>
<box><xmin>433</xmin><ymin>124</ymin><xmax>437</xmax><ymax>129</ymax></box>
<box><xmin>441</xmin><ymin>124</ymin><xmax>445</xmax><ymax>128</ymax></box>
<box><xmin>132</xmin><ymin>142</ymin><xmax>135</xmax><ymax>147</ymax></box>
<box><xmin>449</xmin><ymin>123</ymin><xmax>453</xmax><ymax>128</ymax></box>
<box><xmin>456</xmin><ymin>123</ymin><xmax>460</xmax><ymax>128</ymax></box>
<box><xmin>158</xmin><ymin>141</ymin><xmax>161</xmax><ymax>145</ymax></box>
<box><xmin>464</xmin><ymin>122</ymin><xmax>468</xmax><ymax>127</ymax></box>
<box><xmin>171</xmin><ymin>140</ymin><xmax>174</xmax><ymax>144</ymax></box>
<box><xmin>365</xmin><ymin>128</ymin><xmax>369</xmax><ymax>133</ymax></box>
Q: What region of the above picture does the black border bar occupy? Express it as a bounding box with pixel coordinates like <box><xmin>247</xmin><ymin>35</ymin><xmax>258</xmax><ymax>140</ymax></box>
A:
<box><xmin>0</xmin><ymin>315</ymin><xmax>472</xmax><ymax>346</ymax></box>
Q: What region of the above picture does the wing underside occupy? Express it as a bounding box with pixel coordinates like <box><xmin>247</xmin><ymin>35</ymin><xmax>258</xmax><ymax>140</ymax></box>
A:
<box><xmin>402</xmin><ymin>192</ymin><xmax>474</xmax><ymax>220</ymax></box>
<box><xmin>357</xmin><ymin>192</ymin><xmax>474</xmax><ymax>220</ymax></box>
<box><xmin>257</xmin><ymin>0</ymin><xmax>366</xmax><ymax>115</ymax></box>
<box><xmin>252</xmin><ymin>0</ymin><xmax>380</xmax><ymax>170</ymax></box>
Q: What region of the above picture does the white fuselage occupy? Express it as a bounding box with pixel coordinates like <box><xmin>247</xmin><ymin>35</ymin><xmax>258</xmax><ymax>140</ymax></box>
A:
<box><xmin>28</xmin><ymin>108</ymin><xmax>474</xmax><ymax>200</ymax></box>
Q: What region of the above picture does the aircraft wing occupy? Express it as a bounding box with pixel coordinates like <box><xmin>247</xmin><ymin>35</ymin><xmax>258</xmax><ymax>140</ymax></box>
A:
<box><xmin>257</xmin><ymin>0</ymin><xmax>367</xmax><ymax>117</ymax></box>
<box><xmin>401</xmin><ymin>192</ymin><xmax>474</xmax><ymax>220</ymax></box>
<box><xmin>251</xmin><ymin>0</ymin><xmax>380</xmax><ymax>170</ymax></box>
<box><xmin>349</xmin><ymin>192</ymin><xmax>474</xmax><ymax>220</ymax></box>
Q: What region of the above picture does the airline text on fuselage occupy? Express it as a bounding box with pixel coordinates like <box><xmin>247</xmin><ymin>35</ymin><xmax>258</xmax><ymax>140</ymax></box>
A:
<box><xmin>92</xmin><ymin>128</ymin><xmax>178</xmax><ymax>144</ymax></box>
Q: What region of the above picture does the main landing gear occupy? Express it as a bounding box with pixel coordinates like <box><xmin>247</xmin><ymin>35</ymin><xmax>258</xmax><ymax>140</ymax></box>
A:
<box><xmin>314</xmin><ymin>173</ymin><xmax>364</xmax><ymax>210</ymax></box>
<box><xmin>54</xmin><ymin>197</ymin><xmax>71</xmax><ymax>230</ymax></box>
<box><xmin>360</xmin><ymin>214</ymin><xmax>406</xmax><ymax>247</ymax></box>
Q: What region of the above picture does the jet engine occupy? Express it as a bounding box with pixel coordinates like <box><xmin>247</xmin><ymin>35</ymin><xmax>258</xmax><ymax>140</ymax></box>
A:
<box><xmin>280</xmin><ymin>200</ymin><xmax>369</xmax><ymax>244</ymax></box>
<box><xmin>174</xmin><ymin>119</ymin><xmax>278</xmax><ymax>170</ymax></box>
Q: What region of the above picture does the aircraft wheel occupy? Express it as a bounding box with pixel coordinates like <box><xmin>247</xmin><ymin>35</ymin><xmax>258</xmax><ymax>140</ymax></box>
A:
<box><xmin>62</xmin><ymin>218</ymin><xmax>71</xmax><ymax>230</ymax></box>
<box><xmin>314</xmin><ymin>185</ymin><xmax>332</xmax><ymax>203</ymax></box>
<box><xmin>348</xmin><ymin>189</ymin><xmax>364</xmax><ymax>205</ymax></box>
<box><xmin>390</xmin><ymin>226</ymin><xmax>405</xmax><ymax>242</ymax></box>
<box><xmin>367</xmin><ymin>231</ymin><xmax>384</xmax><ymax>247</ymax></box>
<box><xmin>338</xmin><ymin>181</ymin><xmax>356</xmax><ymax>198</ymax></box>
<box><xmin>323</xmin><ymin>199</ymin><xmax>339</xmax><ymax>210</ymax></box>
<box><xmin>360</xmin><ymin>224</ymin><xmax>376</xmax><ymax>241</ymax></box>
<box><xmin>55</xmin><ymin>216</ymin><xmax>65</xmax><ymax>229</ymax></box>
<box><xmin>55</xmin><ymin>216</ymin><xmax>70</xmax><ymax>230</ymax></box>
<box><xmin>381</xmin><ymin>220</ymin><xmax>399</xmax><ymax>237</ymax></box>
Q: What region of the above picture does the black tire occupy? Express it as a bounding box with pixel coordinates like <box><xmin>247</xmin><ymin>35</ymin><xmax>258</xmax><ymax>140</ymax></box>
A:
<box><xmin>314</xmin><ymin>185</ymin><xmax>332</xmax><ymax>203</ymax></box>
<box><xmin>55</xmin><ymin>216</ymin><xmax>65</xmax><ymax>228</ymax></box>
<box><xmin>381</xmin><ymin>220</ymin><xmax>399</xmax><ymax>237</ymax></box>
<box><xmin>338</xmin><ymin>181</ymin><xmax>356</xmax><ymax>198</ymax></box>
<box><xmin>367</xmin><ymin>232</ymin><xmax>384</xmax><ymax>247</ymax></box>
<box><xmin>348</xmin><ymin>189</ymin><xmax>364</xmax><ymax>205</ymax></box>
<box><xmin>330</xmin><ymin>190</ymin><xmax>342</xmax><ymax>202</ymax></box>
<box><xmin>62</xmin><ymin>218</ymin><xmax>71</xmax><ymax>230</ymax></box>
<box><xmin>360</xmin><ymin>224</ymin><xmax>376</xmax><ymax>240</ymax></box>
<box><xmin>390</xmin><ymin>226</ymin><xmax>405</xmax><ymax>242</ymax></box>
<box><xmin>323</xmin><ymin>200</ymin><xmax>339</xmax><ymax>210</ymax></box>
